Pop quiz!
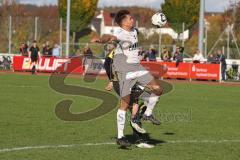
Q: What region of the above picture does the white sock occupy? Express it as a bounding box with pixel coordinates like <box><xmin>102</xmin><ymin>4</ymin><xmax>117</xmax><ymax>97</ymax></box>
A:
<box><xmin>144</xmin><ymin>93</ymin><xmax>159</xmax><ymax>116</ymax></box>
<box><xmin>117</xmin><ymin>109</ymin><xmax>126</xmax><ymax>139</ymax></box>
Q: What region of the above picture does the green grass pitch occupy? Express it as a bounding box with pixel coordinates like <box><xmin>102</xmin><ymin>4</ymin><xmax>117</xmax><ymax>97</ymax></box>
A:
<box><xmin>0</xmin><ymin>73</ymin><xmax>240</xmax><ymax>160</ymax></box>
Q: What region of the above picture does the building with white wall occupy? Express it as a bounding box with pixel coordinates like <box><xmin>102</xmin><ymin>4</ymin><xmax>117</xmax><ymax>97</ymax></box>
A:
<box><xmin>91</xmin><ymin>10</ymin><xmax>189</xmax><ymax>40</ymax></box>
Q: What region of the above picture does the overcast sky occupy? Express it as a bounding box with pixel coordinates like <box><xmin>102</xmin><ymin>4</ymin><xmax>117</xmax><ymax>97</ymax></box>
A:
<box><xmin>19</xmin><ymin>0</ymin><xmax>233</xmax><ymax>12</ymax></box>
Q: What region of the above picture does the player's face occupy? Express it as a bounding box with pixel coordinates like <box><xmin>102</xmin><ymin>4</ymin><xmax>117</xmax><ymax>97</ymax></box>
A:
<box><xmin>122</xmin><ymin>15</ymin><xmax>134</xmax><ymax>28</ymax></box>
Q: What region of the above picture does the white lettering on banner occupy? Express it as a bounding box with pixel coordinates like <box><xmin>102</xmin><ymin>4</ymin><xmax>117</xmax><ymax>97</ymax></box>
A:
<box><xmin>91</xmin><ymin>62</ymin><xmax>104</xmax><ymax>70</ymax></box>
<box><xmin>167</xmin><ymin>72</ymin><xmax>188</xmax><ymax>76</ymax></box>
<box><xmin>45</xmin><ymin>59</ymin><xmax>53</xmax><ymax>70</ymax></box>
<box><xmin>22</xmin><ymin>58</ymin><xmax>31</xmax><ymax>69</ymax></box>
<box><xmin>50</xmin><ymin>59</ymin><xmax>69</xmax><ymax>71</ymax></box>
<box><xmin>208</xmin><ymin>74</ymin><xmax>217</xmax><ymax>77</ymax></box>
<box><xmin>192</xmin><ymin>65</ymin><xmax>208</xmax><ymax>72</ymax></box>
<box><xmin>38</xmin><ymin>58</ymin><xmax>47</xmax><ymax>70</ymax></box>
<box><xmin>22</xmin><ymin>58</ymin><xmax>69</xmax><ymax>71</ymax></box>
<box><xmin>196</xmin><ymin>73</ymin><xmax>217</xmax><ymax>78</ymax></box>
<box><xmin>60</xmin><ymin>59</ymin><xmax>70</xmax><ymax>72</ymax></box>
<box><xmin>84</xmin><ymin>59</ymin><xmax>106</xmax><ymax>75</ymax></box>
<box><xmin>196</xmin><ymin>68</ymin><xmax>208</xmax><ymax>72</ymax></box>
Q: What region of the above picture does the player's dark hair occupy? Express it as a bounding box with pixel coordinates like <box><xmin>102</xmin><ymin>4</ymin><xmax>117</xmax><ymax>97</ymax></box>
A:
<box><xmin>114</xmin><ymin>10</ymin><xmax>130</xmax><ymax>26</ymax></box>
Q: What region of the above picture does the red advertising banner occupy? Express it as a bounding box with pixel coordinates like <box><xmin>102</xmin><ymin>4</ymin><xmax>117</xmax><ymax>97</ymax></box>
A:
<box><xmin>13</xmin><ymin>56</ymin><xmax>220</xmax><ymax>81</ymax></box>
<box><xmin>13</xmin><ymin>56</ymin><xmax>83</xmax><ymax>74</ymax></box>
<box><xmin>161</xmin><ymin>62</ymin><xmax>191</xmax><ymax>79</ymax></box>
<box><xmin>141</xmin><ymin>61</ymin><xmax>220</xmax><ymax>81</ymax></box>
<box><xmin>190</xmin><ymin>63</ymin><xmax>220</xmax><ymax>80</ymax></box>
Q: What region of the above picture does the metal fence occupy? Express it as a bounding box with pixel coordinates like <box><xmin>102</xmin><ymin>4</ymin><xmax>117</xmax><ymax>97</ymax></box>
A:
<box><xmin>0</xmin><ymin>16</ymin><xmax>61</xmax><ymax>54</ymax></box>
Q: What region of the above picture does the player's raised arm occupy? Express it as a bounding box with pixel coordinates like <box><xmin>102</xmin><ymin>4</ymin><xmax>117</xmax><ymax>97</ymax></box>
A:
<box><xmin>91</xmin><ymin>34</ymin><xmax>117</xmax><ymax>44</ymax></box>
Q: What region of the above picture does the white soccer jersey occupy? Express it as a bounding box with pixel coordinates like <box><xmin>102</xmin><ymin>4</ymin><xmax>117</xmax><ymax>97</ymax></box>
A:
<box><xmin>114</xmin><ymin>28</ymin><xmax>140</xmax><ymax>64</ymax></box>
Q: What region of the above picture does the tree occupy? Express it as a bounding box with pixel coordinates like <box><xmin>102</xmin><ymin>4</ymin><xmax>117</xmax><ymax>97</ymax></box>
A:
<box><xmin>232</xmin><ymin>2</ymin><xmax>240</xmax><ymax>45</ymax></box>
<box><xmin>185</xmin><ymin>14</ymin><xmax>227</xmax><ymax>56</ymax></box>
<box><xmin>161</xmin><ymin>0</ymin><xmax>200</xmax><ymax>33</ymax></box>
<box><xmin>58</xmin><ymin>0</ymin><xmax>98</xmax><ymax>43</ymax></box>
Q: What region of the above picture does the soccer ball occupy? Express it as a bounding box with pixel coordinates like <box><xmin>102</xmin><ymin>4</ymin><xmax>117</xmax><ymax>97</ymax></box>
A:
<box><xmin>151</xmin><ymin>12</ymin><xmax>167</xmax><ymax>27</ymax></box>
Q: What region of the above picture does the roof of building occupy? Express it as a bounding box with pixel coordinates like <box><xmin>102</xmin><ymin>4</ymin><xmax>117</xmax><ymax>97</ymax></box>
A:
<box><xmin>95</xmin><ymin>10</ymin><xmax>171</xmax><ymax>28</ymax></box>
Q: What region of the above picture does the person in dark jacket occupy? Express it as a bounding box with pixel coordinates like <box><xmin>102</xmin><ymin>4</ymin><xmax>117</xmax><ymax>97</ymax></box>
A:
<box><xmin>173</xmin><ymin>46</ymin><xmax>184</xmax><ymax>67</ymax></box>
<box><xmin>20</xmin><ymin>43</ymin><xmax>28</xmax><ymax>56</ymax></box>
<box><xmin>29</xmin><ymin>40</ymin><xmax>41</xmax><ymax>74</ymax></box>
<box><xmin>147</xmin><ymin>46</ymin><xmax>157</xmax><ymax>61</ymax></box>
<box><xmin>216</xmin><ymin>50</ymin><xmax>227</xmax><ymax>81</ymax></box>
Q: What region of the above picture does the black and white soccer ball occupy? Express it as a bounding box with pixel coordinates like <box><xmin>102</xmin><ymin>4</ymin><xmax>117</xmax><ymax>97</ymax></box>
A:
<box><xmin>151</xmin><ymin>12</ymin><xmax>167</xmax><ymax>27</ymax></box>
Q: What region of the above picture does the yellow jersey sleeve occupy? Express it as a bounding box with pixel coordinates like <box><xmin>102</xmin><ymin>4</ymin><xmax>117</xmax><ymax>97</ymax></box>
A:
<box><xmin>107</xmin><ymin>50</ymin><xmax>115</xmax><ymax>59</ymax></box>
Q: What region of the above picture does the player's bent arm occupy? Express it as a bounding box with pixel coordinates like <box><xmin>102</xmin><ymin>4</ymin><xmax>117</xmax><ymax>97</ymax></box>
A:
<box><xmin>101</xmin><ymin>34</ymin><xmax>117</xmax><ymax>43</ymax></box>
<box><xmin>91</xmin><ymin>34</ymin><xmax>117</xmax><ymax>43</ymax></box>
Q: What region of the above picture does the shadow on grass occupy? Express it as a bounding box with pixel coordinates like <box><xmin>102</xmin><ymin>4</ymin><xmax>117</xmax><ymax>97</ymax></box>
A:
<box><xmin>163</xmin><ymin>132</ymin><xmax>175</xmax><ymax>135</ymax></box>
<box><xmin>125</xmin><ymin>133</ymin><xmax>166</xmax><ymax>145</ymax></box>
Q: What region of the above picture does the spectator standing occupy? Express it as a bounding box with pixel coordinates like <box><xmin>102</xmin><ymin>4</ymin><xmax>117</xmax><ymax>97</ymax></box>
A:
<box><xmin>47</xmin><ymin>45</ymin><xmax>53</xmax><ymax>56</ymax></box>
<box><xmin>52</xmin><ymin>44</ymin><xmax>61</xmax><ymax>58</ymax></box>
<box><xmin>42</xmin><ymin>44</ymin><xmax>47</xmax><ymax>56</ymax></box>
<box><xmin>173</xmin><ymin>46</ymin><xmax>184</xmax><ymax>67</ymax></box>
<box><xmin>20</xmin><ymin>43</ymin><xmax>28</xmax><ymax>56</ymax></box>
<box><xmin>147</xmin><ymin>46</ymin><xmax>157</xmax><ymax>61</ymax></box>
<box><xmin>193</xmin><ymin>49</ymin><xmax>204</xmax><ymax>63</ymax></box>
<box><xmin>162</xmin><ymin>48</ymin><xmax>171</xmax><ymax>62</ymax></box>
<box><xmin>42</xmin><ymin>42</ymin><xmax>52</xmax><ymax>57</ymax></box>
<box><xmin>216</xmin><ymin>50</ymin><xmax>227</xmax><ymax>81</ymax></box>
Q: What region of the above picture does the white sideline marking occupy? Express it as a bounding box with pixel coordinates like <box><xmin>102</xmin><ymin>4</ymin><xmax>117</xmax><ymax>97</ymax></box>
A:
<box><xmin>4</xmin><ymin>85</ymin><xmax>41</xmax><ymax>88</ymax></box>
<box><xmin>0</xmin><ymin>143</ymin><xmax>115</xmax><ymax>153</ymax></box>
<box><xmin>1</xmin><ymin>140</ymin><xmax>240</xmax><ymax>153</ymax></box>
<box><xmin>0</xmin><ymin>145</ymin><xmax>75</xmax><ymax>153</ymax></box>
<box><xmin>167</xmin><ymin>139</ymin><xmax>240</xmax><ymax>143</ymax></box>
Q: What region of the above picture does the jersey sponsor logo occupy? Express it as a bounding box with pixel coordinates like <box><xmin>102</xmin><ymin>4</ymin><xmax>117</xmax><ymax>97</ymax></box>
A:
<box><xmin>129</xmin><ymin>42</ymin><xmax>139</xmax><ymax>51</ymax></box>
<box><xmin>118</xmin><ymin>41</ymin><xmax>139</xmax><ymax>51</ymax></box>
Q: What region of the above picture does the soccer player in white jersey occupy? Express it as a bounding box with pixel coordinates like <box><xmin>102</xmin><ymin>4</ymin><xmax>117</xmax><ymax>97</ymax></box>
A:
<box><xmin>91</xmin><ymin>10</ymin><xmax>163</xmax><ymax>148</ymax></box>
